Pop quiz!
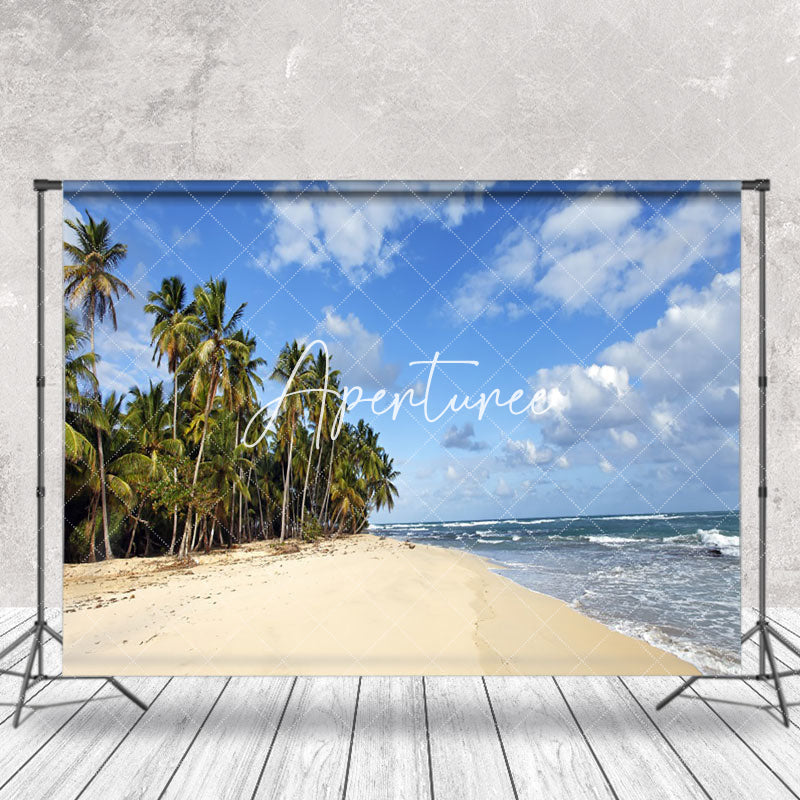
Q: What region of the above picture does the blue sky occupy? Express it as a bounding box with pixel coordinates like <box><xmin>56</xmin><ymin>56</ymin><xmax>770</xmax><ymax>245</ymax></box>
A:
<box><xmin>63</xmin><ymin>180</ymin><xmax>741</xmax><ymax>524</ymax></box>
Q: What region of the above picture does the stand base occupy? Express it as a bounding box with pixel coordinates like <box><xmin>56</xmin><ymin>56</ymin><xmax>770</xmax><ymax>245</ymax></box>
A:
<box><xmin>0</xmin><ymin>618</ymin><xmax>148</xmax><ymax>728</ymax></box>
<box><xmin>656</xmin><ymin>619</ymin><xmax>800</xmax><ymax>728</ymax></box>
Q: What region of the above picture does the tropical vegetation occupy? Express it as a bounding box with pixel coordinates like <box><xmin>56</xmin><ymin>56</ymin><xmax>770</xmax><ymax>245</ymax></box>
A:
<box><xmin>63</xmin><ymin>214</ymin><xmax>399</xmax><ymax>562</ymax></box>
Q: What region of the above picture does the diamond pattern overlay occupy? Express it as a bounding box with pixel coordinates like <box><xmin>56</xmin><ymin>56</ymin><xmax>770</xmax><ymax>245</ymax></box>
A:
<box><xmin>61</xmin><ymin>180</ymin><xmax>741</xmax><ymax>677</ymax></box>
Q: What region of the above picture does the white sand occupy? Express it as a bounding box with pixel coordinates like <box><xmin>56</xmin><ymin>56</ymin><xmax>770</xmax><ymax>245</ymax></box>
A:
<box><xmin>63</xmin><ymin>533</ymin><xmax>698</xmax><ymax>676</ymax></box>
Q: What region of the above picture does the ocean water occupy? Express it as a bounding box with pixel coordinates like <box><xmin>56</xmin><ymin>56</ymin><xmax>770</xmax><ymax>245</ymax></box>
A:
<box><xmin>371</xmin><ymin>511</ymin><xmax>740</xmax><ymax>673</ymax></box>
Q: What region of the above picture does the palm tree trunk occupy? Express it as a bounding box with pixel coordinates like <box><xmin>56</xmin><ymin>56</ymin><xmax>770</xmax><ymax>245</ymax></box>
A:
<box><xmin>229</xmin><ymin>487</ymin><xmax>236</xmax><ymax>545</ymax></box>
<box><xmin>244</xmin><ymin>466</ymin><xmax>255</xmax><ymax>542</ymax></box>
<box><xmin>233</xmin><ymin>416</ymin><xmax>241</xmax><ymax>543</ymax></box>
<box><xmin>87</xmin><ymin>491</ymin><xmax>100</xmax><ymax>562</ymax></box>
<box><xmin>280</xmin><ymin>430</ymin><xmax>294</xmax><ymax>542</ymax></box>
<box><xmin>169</xmin><ymin>512</ymin><xmax>179</xmax><ymax>555</ymax></box>
<box><xmin>126</xmin><ymin>503</ymin><xmax>141</xmax><ymax>557</ymax></box>
<box><xmin>300</xmin><ymin>434</ymin><xmax>315</xmax><ymax>531</ymax></box>
<box><xmin>247</xmin><ymin>464</ymin><xmax>255</xmax><ymax>542</ymax></box>
<box><xmin>144</xmin><ymin>507</ymin><xmax>151</xmax><ymax>556</ymax></box>
<box><xmin>178</xmin><ymin>371</ymin><xmax>218</xmax><ymax>559</ymax></box>
<box><xmin>321</xmin><ymin>438</ymin><xmax>336</xmax><ymax>528</ymax></box>
<box><xmin>312</xmin><ymin>437</ymin><xmax>326</xmax><ymax>512</ymax></box>
<box><xmin>95</xmin><ymin>419</ymin><xmax>114</xmax><ymax>560</ymax></box>
<box><xmin>179</xmin><ymin>509</ymin><xmax>192</xmax><ymax>558</ymax></box>
<box><xmin>238</xmin><ymin>481</ymin><xmax>243</xmax><ymax>543</ymax></box>
<box><xmin>170</xmin><ymin>373</ymin><xmax>179</xmax><ymax>555</ymax></box>
<box><xmin>190</xmin><ymin>513</ymin><xmax>201</xmax><ymax>552</ymax></box>
<box><xmin>256</xmin><ymin>479</ymin><xmax>265</xmax><ymax>539</ymax></box>
<box><xmin>207</xmin><ymin>518</ymin><xmax>215</xmax><ymax>554</ymax></box>
<box><xmin>88</xmin><ymin>317</ymin><xmax>114</xmax><ymax>561</ymax></box>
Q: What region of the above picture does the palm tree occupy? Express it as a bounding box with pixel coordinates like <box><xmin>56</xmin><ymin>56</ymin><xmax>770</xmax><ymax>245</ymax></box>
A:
<box><xmin>201</xmin><ymin>414</ymin><xmax>252</xmax><ymax>552</ymax></box>
<box><xmin>64</xmin><ymin>314</ymin><xmax>99</xmax><ymax>559</ymax></box>
<box><xmin>81</xmin><ymin>393</ymin><xmax>144</xmax><ymax>560</ymax></box>
<box><xmin>64</xmin><ymin>212</ymin><xmax>131</xmax><ymax>560</ymax></box>
<box><xmin>270</xmin><ymin>341</ymin><xmax>313</xmax><ymax>541</ymax></box>
<box><xmin>226</xmin><ymin>330</ymin><xmax>265</xmax><ymax>541</ymax></box>
<box><xmin>64</xmin><ymin>313</ymin><xmax>97</xmax><ymax>408</ymax></box>
<box><xmin>124</xmin><ymin>381</ymin><xmax>184</xmax><ymax>555</ymax></box>
<box><xmin>64</xmin><ymin>313</ymin><xmax>98</xmax><ymax>478</ymax></box>
<box><xmin>297</xmin><ymin>349</ymin><xmax>340</xmax><ymax>531</ymax></box>
<box><xmin>144</xmin><ymin>276</ymin><xmax>193</xmax><ymax>553</ymax></box>
<box><xmin>329</xmin><ymin>461</ymin><xmax>365</xmax><ymax>534</ymax></box>
<box><xmin>176</xmin><ymin>279</ymin><xmax>248</xmax><ymax>558</ymax></box>
<box><xmin>359</xmin><ymin>451</ymin><xmax>398</xmax><ymax>532</ymax></box>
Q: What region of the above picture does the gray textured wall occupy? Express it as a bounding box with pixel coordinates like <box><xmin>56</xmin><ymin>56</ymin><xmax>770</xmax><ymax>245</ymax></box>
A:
<box><xmin>0</xmin><ymin>1</ymin><xmax>798</xmax><ymax>606</ymax></box>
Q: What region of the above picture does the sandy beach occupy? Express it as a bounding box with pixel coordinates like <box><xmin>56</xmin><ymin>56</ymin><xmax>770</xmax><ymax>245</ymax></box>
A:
<box><xmin>63</xmin><ymin>533</ymin><xmax>699</xmax><ymax>676</ymax></box>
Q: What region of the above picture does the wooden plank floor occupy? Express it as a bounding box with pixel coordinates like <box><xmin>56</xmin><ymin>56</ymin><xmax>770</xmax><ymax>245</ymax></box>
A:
<box><xmin>1</xmin><ymin>608</ymin><xmax>799</xmax><ymax>799</ymax></box>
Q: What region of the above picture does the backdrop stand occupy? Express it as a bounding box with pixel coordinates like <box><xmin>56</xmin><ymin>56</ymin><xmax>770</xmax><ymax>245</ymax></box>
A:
<box><xmin>657</xmin><ymin>179</ymin><xmax>800</xmax><ymax>728</ymax></box>
<box><xmin>0</xmin><ymin>180</ymin><xmax>147</xmax><ymax>728</ymax></box>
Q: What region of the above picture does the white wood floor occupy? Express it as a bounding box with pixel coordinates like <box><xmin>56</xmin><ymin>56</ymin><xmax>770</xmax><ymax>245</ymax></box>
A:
<box><xmin>1</xmin><ymin>607</ymin><xmax>799</xmax><ymax>800</ymax></box>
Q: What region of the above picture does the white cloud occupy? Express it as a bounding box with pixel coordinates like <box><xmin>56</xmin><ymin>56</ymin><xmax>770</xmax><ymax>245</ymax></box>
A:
<box><xmin>495</xmin><ymin>478</ymin><xmax>514</xmax><ymax>499</ymax></box>
<box><xmin>529</xmin><ymin>270</ymin><xmax>740</xmax><ymax>490</ymax></box>
<box><xmin>260</xmin><ymin>193</ymin><xmax>405</xmax><ymax>283</ymax></box>
<box><xmin>170</xmin><ymin>226</ymin><xmax>201</xmax><ymax>248</ymax></box>
<box><xmin>599</xmin><ymin>457</ymin><xmax>615</xmax><ymax>474</ymax></box>
<box><xmin>529</xmin><ymin>362</ymin><xmax>638</xmax><ymax>446</ymax></box>
<box><xmin>535</xmin><ymin>191</ymin><xmax>739</xmax><ymax>315</ymax></box>
<box><xmin>585</xmin><ymin>364</ymin><xmax>630</xmax><ymax>397</ymax></box>
<box><xmin>448</xmin><ymin>189</ymin><xmax>739</xmax><ymax>321</ymax></box>
<box><xmin>503</xmin><ymin>437</ymin><xmax>553</xmax><ymax>467</ymax></box>
<box><xmin>600</xmin><ymin>270</ymin><xmax>740</xmax><ymax>403</ymax></box>
<box><xmin>439</xmin><ymin>190</ymin><xmax>484</xmax><ymax>227</ymax></box>
<box><xmin>317</xmin><ymin>307</ymin><xmax>400</xmax><ymax>389</ymax></box>
<box><xmin>451</xmin><ymin>226</ymin><xmax>537</xmax><ymax>321</ymax></box>
<box><xmin>610</xmin><ymin>428</ymin><xmax>639</xmax><ymax>449</ymax></box>
<box><xmin>260</xmin><ymin>183</ymin><xmax>485</xmax><ymax>285</ymax></box>
<box><xmin>539</xmin><ymin>193</ymin><xmax>641</xmax><ymax>243</ymax></box>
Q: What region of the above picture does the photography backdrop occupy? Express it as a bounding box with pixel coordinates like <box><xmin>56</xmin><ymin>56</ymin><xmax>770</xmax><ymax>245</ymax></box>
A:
<box><xmin>61</xmin><ymin>180</ymin><xmax>741</xmax><ymax>675</ymax></box>
<box><xmin>1</xmin><ymin>3</ymin><xmax>798</xmax><ymax>627</ymax></box>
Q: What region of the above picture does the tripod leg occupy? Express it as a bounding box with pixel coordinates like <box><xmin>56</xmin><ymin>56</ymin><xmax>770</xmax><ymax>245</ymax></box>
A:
<box><xmin>0</xmin><ymin>625</ymin><xmax>36</xmax><ymax>663</ymax></box>
<box><xmin>106</xmin><ymin>678</ymin><xmax>149</xmax><ymax>712</ymax></box>
<box><xmin>741</xmin><ymin>622</ymin><xmax>760</xmax><ymax>643</ymax></box>
<box><xmin>37</xmin><ymin>629</ymin><xmax>44</xmax><ymax>677</ymax></box>
<box><xmin>762</xmin><ymin>628</ymin><xmax>790</xmax><ymax>728</ymax></box>
<box><xmin>766</xmin><ymin>626</ymin><xmax>800</xmax><ymax>661</ymax></box>
<box><xmin>43</xmin><ymin>623</ymin><xmax>62</xmax><ymax>644</ymax></box>
<box><xmin>42</xmin><ymin>622</ymin><xmax>147</xmax><ymax>712</ymax></box>
<box><xmin>656</xmin><ymin>676</ymin><xmax>700</xmax><ymax>711</ymax></box>
<box><xmin>12</xmin><ymin>632</ymin><xmax>40</xmax><ymax>728</ymax></box>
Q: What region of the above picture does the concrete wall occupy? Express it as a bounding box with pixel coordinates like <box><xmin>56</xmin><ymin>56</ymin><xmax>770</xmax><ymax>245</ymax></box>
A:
<box><xmin>0</xmin><ymin>1</ymin><xmax>798</xmax><ymax>606</ymax></box>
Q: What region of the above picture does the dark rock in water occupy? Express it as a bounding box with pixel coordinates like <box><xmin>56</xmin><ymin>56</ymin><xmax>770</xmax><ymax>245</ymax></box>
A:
<box><xmin>707</xmin><ymin>547</ymin><xmax>723</xmax><ymax>557</ymax></box>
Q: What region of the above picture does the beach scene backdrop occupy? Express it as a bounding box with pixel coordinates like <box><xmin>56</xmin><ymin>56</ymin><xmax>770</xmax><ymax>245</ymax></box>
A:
<box><xmin>62</xmin><ymin>180</ymin><xmax>742</xmax><ymax>675</ymax></box>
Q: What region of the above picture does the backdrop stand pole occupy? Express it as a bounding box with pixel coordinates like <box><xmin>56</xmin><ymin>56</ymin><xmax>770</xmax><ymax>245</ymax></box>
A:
<box><xmin>657</xmin><ymin>179</ymin><xmax>800</xmax><ymax>727</ymax></box>
<box><xmin>0</xmin><ymin>180</ymin><xmax>147</xmax><ymax>728</ymax></box>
